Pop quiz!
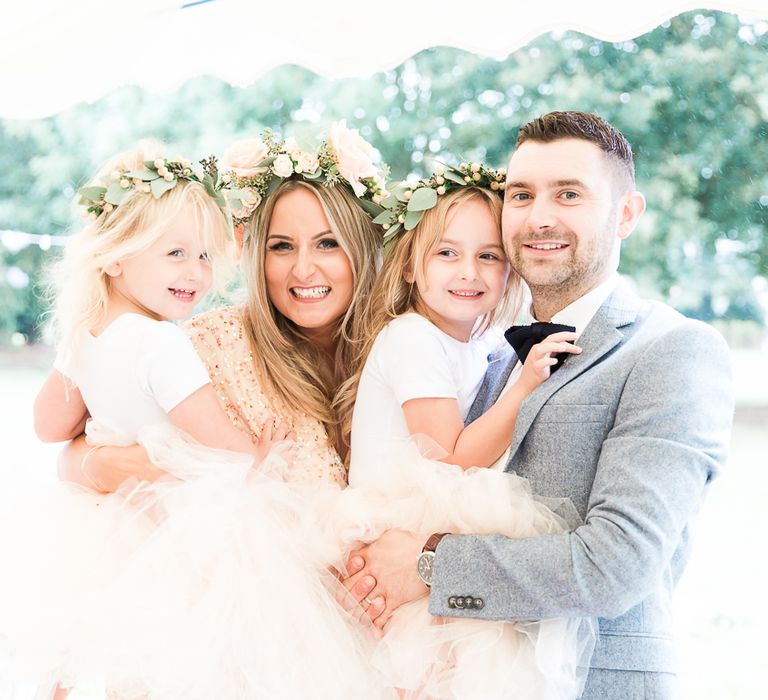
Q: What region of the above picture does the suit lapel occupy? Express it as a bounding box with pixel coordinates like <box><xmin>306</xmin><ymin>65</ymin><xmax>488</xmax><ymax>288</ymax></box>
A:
<box><xmin>505</xmin><ymin>283</ymin><xmax>641</xmax><ymax>464</ymax></box>
<box><xmin>486</xmin><ymin>347</ymin><xmax>516</xmax><ymax>406</ymax></box>
<box><xmin>465</xmin><ymin>344</ymin><xmax>516</xmax><ymax>425</ymax></box>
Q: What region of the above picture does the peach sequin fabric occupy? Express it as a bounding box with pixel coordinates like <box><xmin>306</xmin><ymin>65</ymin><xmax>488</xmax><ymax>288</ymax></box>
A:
<box><xmin>185</xmin><ymin>306</ymin><xmax>347</xmax><ymax>487</ymax></box>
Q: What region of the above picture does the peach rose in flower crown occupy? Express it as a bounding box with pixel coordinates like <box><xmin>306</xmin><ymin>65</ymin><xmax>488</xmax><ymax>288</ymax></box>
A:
<box><xmin>328</xmin><ymin>120</ymin><xmax>379</xmax><ymax>197</ymax></box>
<box><xmin>222</xmin><ymin>138</ymin><xmax>271</xmax><ymax>178</ymax></box>
<box><xmin>283</xmin><ymin>137</ymin><xmax>302</xmax><ymax>157</ymax></box>
<box><xmin>296</xmin><ymin>151</ymin><xmax>320</xmax><ymax>174</ymax></box>
<box><xmin>230</xmin><ymin>188</ymin><xmax>262</xmax><ymax>220</ymax></box>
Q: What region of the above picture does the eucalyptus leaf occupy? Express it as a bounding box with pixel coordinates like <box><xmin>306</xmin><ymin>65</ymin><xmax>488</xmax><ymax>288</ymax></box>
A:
<box><xmin>126</xmin><ymin>170</ymin><xmax>159</xmax><ymax>182</ymax></box>
<box><xmin>265</xmin><ymin>176</ymin><xmax>282</xmax><ymax>197</ymax></box>
<box><xmin>144</xmin><ymin>160</ymin><xmax>159</xmax><ymax>169</ymax></box>
<box><xmin>104</xmin><ymin>183</ymin><xmax>129</xmax><ymax>205</ymax></box>
<box><xmin>389</xmin><ymin>182</ymin><xmax>410</xmax><ymax>202</ymax></box>
<box><xmin>407</xmin><ymin>187</ymin><xmax>438</xmax><ymax>212</ymax></box>
<box><xmin>226</xmin><ymin>190</ymin><xmax>246</xmax><ymax>212</ymax></box>
<box><xmin>372</xmin><ymin>209</ymin><xmax>395</xmax><ymax>225</ymax></box>
<box><xmin>151</xmin><ymin>177</ymin><xmax>177</xmax><ymax>199</ymax></box>
<box><xmin>383</xmin><ymin>223</ymin><xmax>402</xmax><ymax>239</ymax></box>
<box><xmin>381</xmin><ymin>195</ymin><xmax>399</xmax><ymax>208</ymax></box>
<box><xmin>255</xmin><ymin>156</ymin><xmax>276</xmax><ymax>169</ymax></box>
<box><xmin>443</xmin><ymin>168</ymin><xmax>467</xmax><ymax>185</ymax></box>
<box><xmin>303</xmin><ymin>168</ymin><xmax>323</xmax><ymax>180</ymax></box>
<box><xmin>404</xmin><ymin>209</ymin><xmax>423</xmax><ymax>230</ymax></box>
<box><xmin>358</xmin><ymin>198</ymin><xmax>385</xmax><ymax>217</ymax></box>
<box><xmin>228</xmin><ymin>194</ymin><xmax>245</xmax><ymax>210</ymax></box>
<box><xmin>78</xmin><ymin>186</ymin><xmax>106</xmax><ymax>202</ymax></box>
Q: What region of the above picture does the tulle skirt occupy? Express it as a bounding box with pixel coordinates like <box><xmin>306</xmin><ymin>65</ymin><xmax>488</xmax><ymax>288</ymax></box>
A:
<box><xmin>321</xmin><ymin>439</ymin><xmax>596</xmax><ymax>700</ymax></box>
<box><xmin>0</xmin><ymin>428</ymin><xmax>594</xmax><ymax>700</ymax></box>
<box><xmin>0</xmin><ymin>424</ymin><xmax>393</xmax><ymax>700</ymax></box>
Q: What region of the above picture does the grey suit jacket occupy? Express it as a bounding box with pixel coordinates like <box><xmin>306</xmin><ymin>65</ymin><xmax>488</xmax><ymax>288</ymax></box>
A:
<box><xmin>429</xmin><ymin>282</ymin><xmax>734</xmax><ymax>692</ymax></box>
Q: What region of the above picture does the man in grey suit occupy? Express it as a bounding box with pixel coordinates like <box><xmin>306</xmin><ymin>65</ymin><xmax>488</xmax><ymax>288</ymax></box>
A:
<box><xmin>343</xmin><ymin>111</ymin><xmax>734</xmax><ymax>698</ymax></box>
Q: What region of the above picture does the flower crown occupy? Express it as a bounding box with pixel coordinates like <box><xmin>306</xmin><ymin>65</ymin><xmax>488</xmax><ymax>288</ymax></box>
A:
<box><xmin>222</xmin><ymin>121</ymin><xmax>389</xmax><ymax>232</ymax></box>
<box><xmin>78</xmin><ymin>156</ymin><xmax>227</xmax><ymax>220</ymax></box>
<box><xmin>372</xmin><ymin>161</ymin><xmax>506</xmax><ymax>248</ymax></box>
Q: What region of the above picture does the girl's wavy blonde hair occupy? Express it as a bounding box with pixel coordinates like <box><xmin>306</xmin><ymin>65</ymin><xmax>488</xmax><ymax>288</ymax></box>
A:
<box><xmin>239</xmin><ymin>179</ymin><xmax>381</xmax><ymax>460</ymax></box>
<box><xmin>50</xmin><ymin>144</ymin><xmax>234</xmax><ymax>363</ymax></box>
<box><xmin>338</xmin><ymin>186</ymin><xmax>524</xmax><ymax>447</ymax></box>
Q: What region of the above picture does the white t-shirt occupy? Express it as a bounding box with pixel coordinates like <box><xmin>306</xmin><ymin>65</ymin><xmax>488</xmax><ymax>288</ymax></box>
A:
<box><xmin>55</xmin><ymin>313</ymin><xmax>211</xmax><ymax>442</ymax></box>
<box><xmin>349</xmin><ymin>313</ymin><xmax>501</xmax><ymax>487</ymax></box>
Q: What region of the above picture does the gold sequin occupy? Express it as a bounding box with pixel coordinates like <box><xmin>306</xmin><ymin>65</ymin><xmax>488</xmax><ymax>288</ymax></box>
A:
<box><xmin>184</xmin><ymin>307</ymin><xmax>347</xmax><ymax>487</ymax></box>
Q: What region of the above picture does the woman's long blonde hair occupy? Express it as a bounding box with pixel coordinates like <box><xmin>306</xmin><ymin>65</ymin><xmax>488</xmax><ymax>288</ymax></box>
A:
<box><xmin>49</xmin><ymin>145</ymin><xmax>233</xmax><ymax>364</ymax></box>
<box><xmin>239</xmin><ymin>179</ymin><xmax>381</xmax><ymax>459</ymax></box>
<box><xmin>339</xmin><ymin>186</ymin><xmax>523</xmax><ymax>446</ymax></box>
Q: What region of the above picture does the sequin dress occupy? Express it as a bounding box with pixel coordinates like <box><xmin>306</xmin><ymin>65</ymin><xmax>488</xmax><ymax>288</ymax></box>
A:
<box><xmin>0</xmin><ymin>307</ymin><xmax>393</xmax><ymax>700</ymax></box>
<box><xmin>185</xmin><ymin>305</ymin><xmax>347</xmax><ymax>487</ymax></box>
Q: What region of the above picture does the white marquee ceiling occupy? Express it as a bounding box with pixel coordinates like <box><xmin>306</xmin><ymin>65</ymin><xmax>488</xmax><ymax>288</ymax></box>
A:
<box><xmin>0</xmin><ymin>0</ymin><xmax>766</xmax><ymax>119</ymax></box>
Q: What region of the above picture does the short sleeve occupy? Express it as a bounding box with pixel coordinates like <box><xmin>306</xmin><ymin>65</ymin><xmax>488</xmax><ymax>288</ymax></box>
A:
<box><xmin>377</xmin><ymin>317</ymin><xmax>458</xmax><ymax>406</ymax></box>
<box><xmin>139</xmin><ymin>321</ymin><xmax>212</xmax><ymax>412</ymax></box>
<box><xmin>53</xmin><ymin>348</ymin><xmax>73</xmax><ymax>379</ymax></box>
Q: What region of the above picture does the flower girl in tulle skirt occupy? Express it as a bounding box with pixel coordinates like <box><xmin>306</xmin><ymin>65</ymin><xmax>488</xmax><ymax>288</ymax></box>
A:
<box><xmin>0</xmin><ymin>145</ymin><xmax>390</xmax><ymax>700</ymax></box>
<box><xmin>337</xmin><ymin>167</ymin><xmax>595</xmax><ymax>699</ymax></box>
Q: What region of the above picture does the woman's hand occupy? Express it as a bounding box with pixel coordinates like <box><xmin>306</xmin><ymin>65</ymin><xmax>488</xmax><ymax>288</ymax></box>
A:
<box><xmin>253</xmin><ymin>417</ymin><xmax>296</xmax><ymax>464</ymax></box>
<box><xmin>58</xmin><ymin>434</ymin><xmax>165</xmax><ymax>493</ymax></box>
<box><xmin>342</xmin><ymin>529</ymin><xmax>429</xmax><ymax>630</ymax></box>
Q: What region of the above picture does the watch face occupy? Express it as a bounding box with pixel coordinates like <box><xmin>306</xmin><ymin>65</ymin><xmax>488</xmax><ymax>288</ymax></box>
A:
<box><xmin>417</xmin><ymin>551</ymin><xmax>435</xmax><ymax>586</ymax></box>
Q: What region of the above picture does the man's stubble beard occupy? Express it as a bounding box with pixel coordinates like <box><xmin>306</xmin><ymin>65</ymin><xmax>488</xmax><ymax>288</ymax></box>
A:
<box><xmin>508</xmin><ymin>214</ymin><xmax>619</xmax><ymax>315</ymax></box>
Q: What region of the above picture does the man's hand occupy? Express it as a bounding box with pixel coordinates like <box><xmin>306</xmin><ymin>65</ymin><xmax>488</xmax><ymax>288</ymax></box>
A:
<box><xmin>342</xmin><ymin>529</ymin><xmax>429</xmax><ymax>630</ymax></box>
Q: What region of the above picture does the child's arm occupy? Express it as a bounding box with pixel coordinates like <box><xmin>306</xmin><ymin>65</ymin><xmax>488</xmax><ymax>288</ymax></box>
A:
<box><xmin>168</xmin><ymin>384</ymin><xmax>292</xmax><ymax>463</ymax></box>
<box><xmin>402</xmin><ymin>331</ymin><xmax>581</xmax><ymax>469</ymax></box>
<box><xmin>33</xmin><ymin>369</ymin><xmax>89</xmax><ymax>442</ymax></box>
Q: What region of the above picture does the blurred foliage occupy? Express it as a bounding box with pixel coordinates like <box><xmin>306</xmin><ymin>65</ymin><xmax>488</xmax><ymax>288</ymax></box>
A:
<box><xmin>1</xmin><ymin>10</ymin><xmax>766</xmax><ymax>345</ymax></box>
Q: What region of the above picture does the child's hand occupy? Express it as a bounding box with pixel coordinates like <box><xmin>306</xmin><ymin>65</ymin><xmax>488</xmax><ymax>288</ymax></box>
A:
<box><xmin>518</xmin><ymin>331</ymin><xmax>581</xmax><ymax>393</ymax></box>
<box><xmin>253</xmin><ymin>417</ymin><xmax>296</xmax><ymax>465</ymax></box>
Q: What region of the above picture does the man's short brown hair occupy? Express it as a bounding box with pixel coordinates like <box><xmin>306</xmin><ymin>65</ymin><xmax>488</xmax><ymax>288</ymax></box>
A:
<box><xmin>516</xmin><ymin>111</ymin><xmax>635</xmax><ymax>191</ymax></box>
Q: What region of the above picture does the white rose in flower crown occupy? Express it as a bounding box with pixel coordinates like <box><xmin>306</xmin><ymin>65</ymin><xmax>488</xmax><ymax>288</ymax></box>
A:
<box><xmin>273</xmin><ymin>153</ymin><xmax>295</xmax><ymax>178</ymax></box>
<box><xmin>296</xmin><ymin>151</ymin><xmax>320</xmax><ymax>174</ymax></box>
<box><xmin>222</xmin><ymin>139</ymin><xmax>271</xmax><ymax>178</ymax></box>
<box><xmin>328</xmin><ymin>120</ymin><xmax>379</xmax><ymax>197</ymax></box>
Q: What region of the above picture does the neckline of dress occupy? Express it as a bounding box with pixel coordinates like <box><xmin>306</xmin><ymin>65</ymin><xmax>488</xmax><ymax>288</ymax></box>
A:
<box><xmin>88</xmin><ymin>312</ymin><xmax>158</xmax><ymax>339</ymax></box>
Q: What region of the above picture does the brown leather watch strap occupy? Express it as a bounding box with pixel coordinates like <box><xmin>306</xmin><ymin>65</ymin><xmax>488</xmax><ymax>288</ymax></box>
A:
<box><xmin>422</xmin><ymin>532</ymin><xmax>447</xmax><ymax>553</ymax></box>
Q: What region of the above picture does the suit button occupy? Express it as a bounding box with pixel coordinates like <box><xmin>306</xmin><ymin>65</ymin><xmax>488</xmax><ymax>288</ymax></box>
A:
<box><xmin>448</xmin><ymin>596</ymin><xmax>457</xmax><ymax>609</ymax></box>
<box><xmin>455</xmin><ymin>597</ymin><xmax>465</xmax><ymax>609</ymax></box>
<box><xmin>473</xmin><ymin>597</ymin><xmax>484</xmax><ymax>609</ymax></box>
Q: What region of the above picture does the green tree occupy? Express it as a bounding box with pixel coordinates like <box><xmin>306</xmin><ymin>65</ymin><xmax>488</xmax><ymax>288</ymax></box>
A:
<box><xmin>1</xmin><ymin>10</ymin><xmax>766</xmax><ymax>343</ymax></box>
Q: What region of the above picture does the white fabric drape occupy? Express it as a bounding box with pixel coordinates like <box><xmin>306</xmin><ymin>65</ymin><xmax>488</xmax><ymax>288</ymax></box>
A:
<box><xmin>0</xmin><ymin>0</ymin><xmax>766</xmax><ymax>119</ymax></box>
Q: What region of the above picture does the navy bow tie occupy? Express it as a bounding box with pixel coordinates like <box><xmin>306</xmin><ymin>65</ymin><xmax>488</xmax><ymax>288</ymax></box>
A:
<box><xmin>504</xmin><ymin>321</ymin><xmax>577</xmax><ymax>372</ymax></box>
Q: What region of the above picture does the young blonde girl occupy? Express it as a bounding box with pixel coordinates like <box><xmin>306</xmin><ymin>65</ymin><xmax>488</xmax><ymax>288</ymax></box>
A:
<box><xmin>35</xmin><ymin>145</ymin><xmax>288</xmax><ymax>465</ymax></box>
<box><xmin>348</xmin><ymin>182</ymin><xmax>580</xmax><ymax>481</ymax></box>
<box><xmin>336</xmin><ymin>168</ymin><xmax>594</xmax><ymax>699</ymax></box>
<box><xmin>0</xmin><ymin>145</ymin><xmax>388</xmax><ymax>700</ymax></box>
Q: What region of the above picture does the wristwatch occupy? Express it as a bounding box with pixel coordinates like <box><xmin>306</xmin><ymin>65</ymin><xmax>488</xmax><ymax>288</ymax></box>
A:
<box><xmin>416</xmin><ymin>533</ymin><xmax>447</xmax><ymax>587</ymax></box>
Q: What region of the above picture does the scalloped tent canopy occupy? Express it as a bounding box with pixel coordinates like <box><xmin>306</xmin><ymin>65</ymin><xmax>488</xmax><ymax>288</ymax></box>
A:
<box><xmin>0</xmin><ymin>0</ymin><xmax>766</xmax><ymax>120</ymax></box>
